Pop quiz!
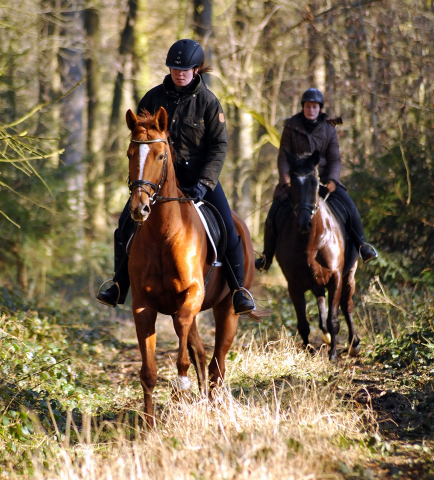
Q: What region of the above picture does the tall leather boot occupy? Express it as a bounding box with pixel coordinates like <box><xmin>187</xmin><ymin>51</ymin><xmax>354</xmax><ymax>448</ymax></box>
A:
<box><xmin>224</xmin><ymin>236</ymin><xmax>255</xmax><ymax>315</ymax></box>
<box><xmin>97</xmin><ymin>235</ymin><xmax>130</xmax><ymax>307</ymax></box>
<box><xmin>349</xmin><ymin>217</ymin><xmax>378</xmax><ymax>264</ymax></box>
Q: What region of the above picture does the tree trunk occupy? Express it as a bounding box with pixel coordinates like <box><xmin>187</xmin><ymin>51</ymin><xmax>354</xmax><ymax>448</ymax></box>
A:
<box><xmin>193</xmin><ymin>0</ymin><xmax>212</xmax><ymax>85</ymax></box>
<box><xmin>84</xmin><ymin>7</ymin><xmax>106</xmax><ymax>238</ymax></box>
<box><xmin>58</xmin><ymin>1</ymin><xmax>86</xmax><ymax>249</ymax></box>
<box><xmin>307</xmin><ymin>2</ymin><xmax>325</xmax><ymax>91</ymax></box>
<box><xmin>105</xmin><ymin>0</ymin><xmax>138</xmax><ymax>204</ymax></box>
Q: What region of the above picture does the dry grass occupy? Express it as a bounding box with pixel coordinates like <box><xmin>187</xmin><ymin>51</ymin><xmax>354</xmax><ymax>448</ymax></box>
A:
<box><xmin>30</xmin><ymin>331</ymin><xmax>376</xmax><ymax>480</ymax></box>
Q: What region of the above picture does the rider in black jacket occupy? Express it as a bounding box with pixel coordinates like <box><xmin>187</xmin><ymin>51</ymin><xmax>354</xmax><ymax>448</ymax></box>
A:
<box><xmin>97</xmin><ymin>39</ymin><xmax>255</xmax><ymax>315</ymax></box>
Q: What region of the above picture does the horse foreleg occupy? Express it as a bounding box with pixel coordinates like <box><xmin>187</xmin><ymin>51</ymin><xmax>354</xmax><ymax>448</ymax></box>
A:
<box><xmin>133</xmin><ymin>306</ymin><xmax>158</xmax><ymax>428</ymax></box>
<box><xmin>187</xmin><ymin>317</ymin><xmax>207</xmax><ymax>394</ymax></box>
<box><xmin>172</xmin><ymin>306</ymin><xmax>199</xmax><ymax>393</ymax></box>
<box><xmin>326</xmin><ymin>277</ymin><xmax>343</xmax><ymax>362</ymax></box>
<box><xmin>208</xmin><ymin>295</ymin><xmax>239</xmax><ymax>392</ymax></box>
<box><xmin>312</xmin><ymin>286</ymin><xmax>330</xmax><ymax>345</ymax></box>
<box><xmin>288</xmin><ymin>287</ymin><xmax>310</xmax><ymax>347</ymax></box>
<box><xmin>341</xmin><ymin>263</ymin><xmax>360</xmax><ymax>357</ymax></box>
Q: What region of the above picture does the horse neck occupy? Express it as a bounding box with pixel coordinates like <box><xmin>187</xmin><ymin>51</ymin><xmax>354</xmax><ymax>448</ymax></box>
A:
<box><xmin>143</xmin><ymin>159</ymin><xmax>184</xmax><ymax>237</ymax></box>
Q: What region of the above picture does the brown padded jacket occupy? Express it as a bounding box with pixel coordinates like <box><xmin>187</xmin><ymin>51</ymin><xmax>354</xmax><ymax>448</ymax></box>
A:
<box><xmin>275</xmin><ymin>111</ymin><xmax>342</xmax><ymax>198</ymax></box>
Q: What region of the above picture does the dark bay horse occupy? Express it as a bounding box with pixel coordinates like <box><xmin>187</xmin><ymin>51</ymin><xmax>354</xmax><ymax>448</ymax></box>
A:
<box><xmin>125</xmin><ymin>107</ymin><xmax>256</xmax><ymax>426</ymax></box>
<box><xmin>274</xmin><ymin>150</ymin><xmax>360</xmax><ymax>361</ymax></box>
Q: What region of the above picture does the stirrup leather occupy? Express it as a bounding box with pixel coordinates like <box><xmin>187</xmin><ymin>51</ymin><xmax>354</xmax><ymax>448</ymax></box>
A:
<box><xmin>232</xmin><ymin>287</ymin><xmax>256</xmax><ymax>314</ymax></box>
<box><xmin>96</xmin><ymin>279</ymin><xmax>121</xmax><ymax>306</ymax></box>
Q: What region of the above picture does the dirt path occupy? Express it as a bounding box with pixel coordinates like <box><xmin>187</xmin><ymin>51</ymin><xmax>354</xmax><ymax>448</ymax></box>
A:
<box><xmin>106</xmin><ymin>308</ymin><xmax>434</xmax><ymax>480</ymax></box>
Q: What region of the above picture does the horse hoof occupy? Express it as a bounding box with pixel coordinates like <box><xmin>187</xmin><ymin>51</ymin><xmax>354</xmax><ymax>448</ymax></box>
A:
<box><xmin>172</xmin><ymin>375</ymin><xmax>192</xmax><ymax>392</ymax></box>
<box><xmin>348</xmin><ymin>344</ymin><xmax>360</xmax><ymax>357</ymax></box>
<box><xmin>321</xmin><ymin>332</ymin><xmax>331</xmax><ymax>345</ymax></box>
<box><xmin>329</xmin><ymin>354</ymin><xmax>338</xmax><ymax>363</ymax></box>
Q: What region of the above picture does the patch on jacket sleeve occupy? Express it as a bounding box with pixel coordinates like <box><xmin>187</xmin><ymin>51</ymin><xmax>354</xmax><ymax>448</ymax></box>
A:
<box><xmin>219</xmin><ymin>113</ymin><xmax>225</xmax><ymax>123</ymax></box>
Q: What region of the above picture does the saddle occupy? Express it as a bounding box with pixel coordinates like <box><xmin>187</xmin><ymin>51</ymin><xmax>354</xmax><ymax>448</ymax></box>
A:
<box><xmin>193</xmin><ymin>200</ymin><xmax>227</xmax><ymax>264</ymax></box>
<box><xmin>274</xmin><ymin>192</ymin><xmax>358</xmax><ymax>276</ymax></box>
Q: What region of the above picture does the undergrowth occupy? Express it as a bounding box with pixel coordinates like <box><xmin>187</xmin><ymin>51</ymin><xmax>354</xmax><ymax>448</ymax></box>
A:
<box><xmin>0</xmin><ymin>274</ymin><xmax>433</xmax><ymax>479</ymax></box>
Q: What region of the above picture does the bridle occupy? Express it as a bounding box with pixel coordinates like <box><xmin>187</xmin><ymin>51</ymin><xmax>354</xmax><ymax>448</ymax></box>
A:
<box><xmin>128</xmin><ymin>137</ymin><xmax>169</xmax><ymax>205</ymax></box>
<box><xmin>292</xmin><ymin>169</ymin><xmax>324</xmax><ymax>219</ymax></box>
<box><xmin>128</xmin><ymin>136</ymin><xmax>199</xmax><ymax>208</ymax></box>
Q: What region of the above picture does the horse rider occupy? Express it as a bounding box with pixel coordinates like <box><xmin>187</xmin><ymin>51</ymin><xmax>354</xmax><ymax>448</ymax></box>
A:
<box><xmin>97</xmin><ymin>39</ymin><xmax>255</xmax><ymax>315</ymax></box>
<box><xmin>255</xmin><ymin>88</ymin><xmax>378</xmax><ymax>271</ymax></box>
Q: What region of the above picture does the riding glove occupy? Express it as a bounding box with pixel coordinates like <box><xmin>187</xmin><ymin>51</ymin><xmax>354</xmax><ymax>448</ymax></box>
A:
<box><xmin>181</xmin><ymin>182</ymin><xmax>209</xmax><ymax>200</ymax></box>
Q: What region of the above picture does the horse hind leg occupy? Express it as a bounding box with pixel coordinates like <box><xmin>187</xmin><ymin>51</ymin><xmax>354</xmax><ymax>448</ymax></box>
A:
<box><xmin>341</xmin><ymin>263</ymin><xmax>360</xmax><ymax>357</ymax></box>
<box><xmin>208</xmin><ymin>295</ymin><xmax>239</xmax><ymax>393</ymax></box>
<box><xmin>312</xmin><ymin>286</ymin><xmax>330</xmax><ymax>345</ymax></box>
<box><xmin>288</xmin><ymin>288</ymin><xmax>310</xmax><ymax>348</ymax></box>
<box><xmin>187</xmin><ymin>317</ymin><xmax>207</xmax><ymax>395</ymax></box>
<box><xmin>326</xmin><ymin>277</ymin><xmax>343</xmax><ymax>362</ymax></box>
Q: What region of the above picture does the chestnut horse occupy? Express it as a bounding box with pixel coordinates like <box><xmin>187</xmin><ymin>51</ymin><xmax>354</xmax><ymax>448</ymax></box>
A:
<box><xmin>274</xmin><ymin>150</ymin><xmax>360</xmax><ymax>361</ymax></box>
<box><xmin>125</xmin><ymin>107</ymin><xmax>255</xmax><ymax>426</ymax></box>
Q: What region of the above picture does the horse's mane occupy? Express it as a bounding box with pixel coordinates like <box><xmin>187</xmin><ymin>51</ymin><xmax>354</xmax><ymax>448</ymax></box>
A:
<box><xmin>136</xmin><ymin>110</ymin><xmax>158</xmax><ymax>129</ymax></box>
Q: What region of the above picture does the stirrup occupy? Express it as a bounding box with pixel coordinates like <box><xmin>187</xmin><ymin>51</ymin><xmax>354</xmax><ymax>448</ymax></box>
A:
<box><xmin>232</xmin><ymin>287</ymin><xmax>256</xmax><ymax>315</ymax></box>
<box><xmin>96</xmin><ymin>279</ymin><xmax>121</xmax><ymax>307</ymax></box>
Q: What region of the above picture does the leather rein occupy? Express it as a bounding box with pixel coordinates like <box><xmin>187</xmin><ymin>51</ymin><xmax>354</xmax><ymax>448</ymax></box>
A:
<box><xmin>128</xmin><ymin>137</ymin><xmax>193</xmax><ymax>205</ymax></box>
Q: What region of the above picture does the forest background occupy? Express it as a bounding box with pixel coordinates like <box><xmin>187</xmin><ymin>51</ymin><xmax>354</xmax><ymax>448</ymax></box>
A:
<box><xmin>1</xmin><ymin>0</ymin><xmax>433</xmax><ymax>300</ymax></box>
<box><xmin>1</xmin><ymin>0</ymin><xmax>434</xmax><ymax>478</ymax></box>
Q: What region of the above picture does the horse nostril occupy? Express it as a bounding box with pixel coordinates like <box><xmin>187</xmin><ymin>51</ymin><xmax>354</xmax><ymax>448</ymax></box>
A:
<box><xmin>141</xmin><ymin>204</ymin><xmax>150</xmax><ymax>216</ymax></box>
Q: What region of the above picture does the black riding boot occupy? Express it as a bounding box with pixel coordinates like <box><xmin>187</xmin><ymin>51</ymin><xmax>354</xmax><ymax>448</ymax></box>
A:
<box><xmin>255</xmin><ymin>220</ymin><xmax>276</xmax><ymax>271</ymax></box>
<box><xmin>347</xmin><ymin>208</ymin><xmax>378</xmax><ymax>263</ymax></box>
<box><xmin>224</xmin><ymin>236</ymin><xmax>255</xmax><ymax>315</ymax></box>
<box><xmin>97</xmin><ymin>234</ymin><xmax>130</xmax><ymax>307</ymax></box>
<box><xmin>255</xmin><ymin>198</ymin><xmax>280</xmax><ymax>271</ymax></box>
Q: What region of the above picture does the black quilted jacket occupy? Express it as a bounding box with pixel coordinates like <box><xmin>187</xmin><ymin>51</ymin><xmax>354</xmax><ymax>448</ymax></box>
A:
<box><xmin>137</xmin><ymin>74</ymin><xmax>227</xmax><ymax>190</ymax></box>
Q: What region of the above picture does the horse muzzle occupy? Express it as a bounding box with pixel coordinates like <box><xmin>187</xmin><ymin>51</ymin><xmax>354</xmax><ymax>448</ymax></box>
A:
<box><xmin>129</xmin><ymin>202</ymin><xmax>151</xmax><ymax>222</ymax></box>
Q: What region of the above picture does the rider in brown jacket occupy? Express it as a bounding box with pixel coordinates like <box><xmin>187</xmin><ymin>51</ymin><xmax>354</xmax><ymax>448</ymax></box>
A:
<box><xmin>256</xmin><ymin>88</ymin><xmax>377</xmax><ymax>271</ymax></box>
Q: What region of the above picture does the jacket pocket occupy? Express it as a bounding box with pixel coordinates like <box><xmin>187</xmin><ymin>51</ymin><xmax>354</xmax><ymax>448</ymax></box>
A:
<box><xmin>181</xmin><ymin>117</ymin><xmax>205</xmax><ymax>147</ymax></box>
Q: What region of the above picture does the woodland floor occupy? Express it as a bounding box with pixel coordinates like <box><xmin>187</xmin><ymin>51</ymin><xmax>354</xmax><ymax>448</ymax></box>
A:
<box><xmin>103</xmin><ymin>307</ymin><xmax>434</xmax><ymax>480</ymax></box>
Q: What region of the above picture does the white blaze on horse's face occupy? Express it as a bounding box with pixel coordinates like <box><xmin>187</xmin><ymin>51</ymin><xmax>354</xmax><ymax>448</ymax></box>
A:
<box><xmin>139</xmin><ymin>144</ymin><xmax>150</xmax><ymax>180</ymax></box>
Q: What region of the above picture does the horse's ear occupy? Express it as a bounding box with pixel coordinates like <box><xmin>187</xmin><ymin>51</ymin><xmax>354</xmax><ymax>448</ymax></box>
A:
<box><xmin>126</xmin><ymin>109</ymin><xmax>138</xmax><ymax>132</ymax></box>
<box><xmin>155</xmin><ymin>107</ymin><xmax>168</xmax><ymax>133</ymax></box>
<box><xmin>310</xmin><ymin>150</ymin><xmax>320</xmax><ymax>166</ymax></box>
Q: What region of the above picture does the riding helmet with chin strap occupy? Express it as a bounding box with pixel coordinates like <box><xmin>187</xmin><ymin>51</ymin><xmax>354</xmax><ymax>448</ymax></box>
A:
<box><xmin>166</xmin><ymin>39</ymin><xmax>204</xmax><ymax>70</ymax></box>
<box><xmin>301</xmin><ymin>88</ymin><xmax>325</xmax><ymax>107</ymax></box>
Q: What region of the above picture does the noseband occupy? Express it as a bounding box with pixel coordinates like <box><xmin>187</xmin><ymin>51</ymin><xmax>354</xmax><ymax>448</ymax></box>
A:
<box><xmin>128</xmin><ymin>138</ymin><xmax>168</xmax><ymax>204</ymax></box>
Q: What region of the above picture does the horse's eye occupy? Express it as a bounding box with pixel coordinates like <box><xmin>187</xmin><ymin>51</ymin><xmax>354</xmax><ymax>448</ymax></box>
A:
<box><xmin>157</xmin><ymin>153</ymin><xmax>164</xmax><ymax>161</ymax></box>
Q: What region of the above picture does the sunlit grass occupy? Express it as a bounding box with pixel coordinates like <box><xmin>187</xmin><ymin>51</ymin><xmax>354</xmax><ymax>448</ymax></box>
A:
<box><xmin>2</xmin><ymin>281</ymin><xmax>434</xmax><ymax>479</ymax></box>
<box><xmin>21</xmin><ymin>334</ymin><xmax>374</xmax><ymax>480</ymax></box>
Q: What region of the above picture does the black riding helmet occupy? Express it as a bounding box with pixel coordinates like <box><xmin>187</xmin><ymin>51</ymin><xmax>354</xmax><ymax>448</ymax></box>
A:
<box><xmin>166</xmin><ymin>39</ymin><xmax>204</xmax><ymax>70</ymax></box>
<box><xmin>301</xmin><ymin>88</ymin><xmax>324</xmax><ymax>108</ymax></box>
